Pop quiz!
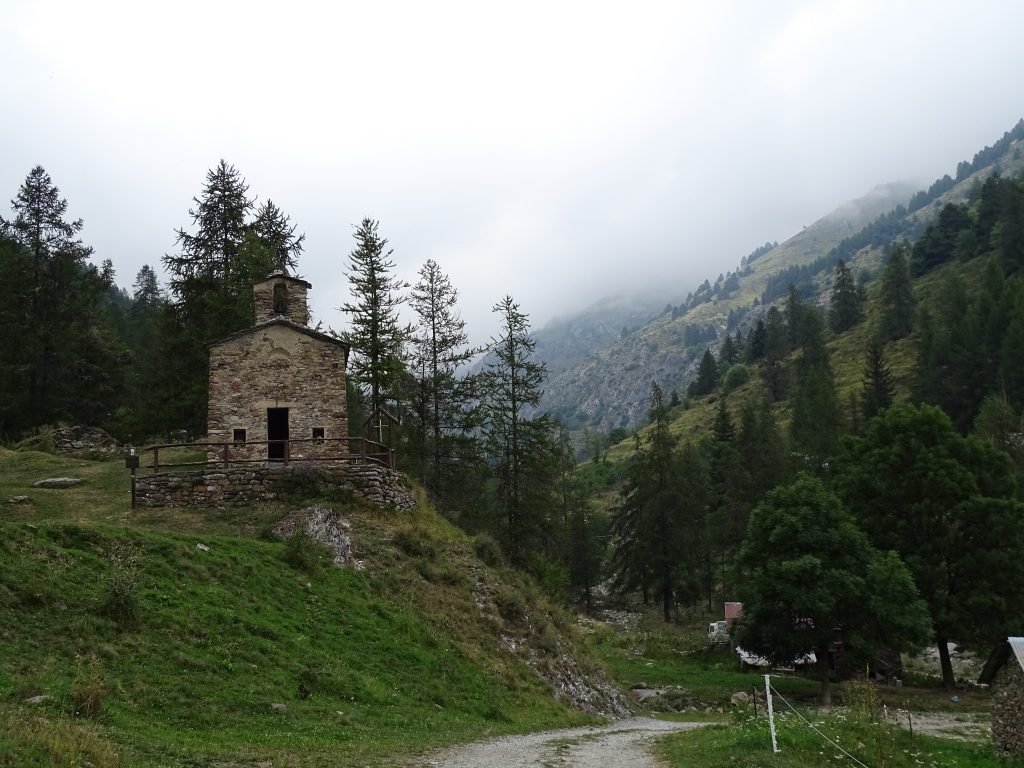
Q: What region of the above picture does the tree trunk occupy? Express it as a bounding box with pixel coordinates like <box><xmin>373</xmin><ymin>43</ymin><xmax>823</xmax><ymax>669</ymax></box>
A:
<box><xmin>816</xmin><ymin>642</ymin><xmax>832</xmax><ymax>707</ymax></box>
<box><xmin>662</xmin><ymin>584</ymin><xmax>672</xmax><ymax>623</ymax></box>
<box><xmin>936</xmin><ymin>636</ymin><xmax>956</xmax><ymax>690</ymax></box>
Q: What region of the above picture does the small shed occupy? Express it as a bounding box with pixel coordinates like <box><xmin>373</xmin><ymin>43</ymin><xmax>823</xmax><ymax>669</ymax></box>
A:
<box><xmin>207</xmin><ymin>274</ymin><xmax>349</xmax><ymax>463</ymax></box>
<box><xmin>979</xmin><ymin>636</ymin><xmax>1024</xmax><ymax>757</ymax></box>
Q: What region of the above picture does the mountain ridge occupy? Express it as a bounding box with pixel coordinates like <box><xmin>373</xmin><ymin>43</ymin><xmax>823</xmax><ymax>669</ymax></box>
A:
<box><xmin>536</xmin><ymin>120</ymin><xmax>1024</xmax><ymax>433</ymax></box>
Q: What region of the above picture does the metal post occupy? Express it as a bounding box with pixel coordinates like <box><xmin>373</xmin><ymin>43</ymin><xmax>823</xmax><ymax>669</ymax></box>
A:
<box><xmin>752</xmin><ymin>683</ymin><xmax>758</xmax><ymax>717</ymax></box>
<box><xmin>125</xmin><ymin>447</ymin><xmax>140</xmax><ymax>510</ymax></box>
<box><xmin>765</xmin><ymin>674</ymin><xmax>780</xmax><ymax>754</ymax></box>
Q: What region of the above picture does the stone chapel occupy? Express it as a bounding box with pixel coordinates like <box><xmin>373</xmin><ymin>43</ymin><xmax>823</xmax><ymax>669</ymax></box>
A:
<box><xmin>206</xmin><ymin>274</ymin><xmax>349</xmax><ymax>462</ymax></box>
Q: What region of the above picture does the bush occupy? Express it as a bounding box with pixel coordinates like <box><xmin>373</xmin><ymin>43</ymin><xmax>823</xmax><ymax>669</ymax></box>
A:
<box><xmin>282</xmin><ymin>527</ymin><xmax>330</xmax><ymax>574</ymax></box>
<box><xmin>493</xmin><ymin>586</ymin><xmax>528</xmax><ymax>624</ymax></box>
<box><xmin>70</xmin><ymin>655</ymin><xmax>105</xmax><ymax>718</ymax></box>
<box><xmin>393</xmin><ymin>527</ymin><xmax>439</xmax><ymax>559</ymax></box>
<box><xmin>722</xmin><ymin>364</ymin><xmax>750</xmax><ymax>392</ymax></box>
<box><xmin>473</xmin><ymin>533</ymin><xmax>504</xmax><ymax>567</ymax></box>
<box><xmin>99</xmin><ymin>541</ymin><xmax>140</xmax><ymax>629</ymax></box>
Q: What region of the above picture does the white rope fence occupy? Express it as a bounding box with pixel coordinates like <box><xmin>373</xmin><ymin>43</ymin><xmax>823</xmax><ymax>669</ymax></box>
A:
<box><xmin>763</xmin><ymin>674</ymin><xmax>871</xmax><ymax>768</ymax></box>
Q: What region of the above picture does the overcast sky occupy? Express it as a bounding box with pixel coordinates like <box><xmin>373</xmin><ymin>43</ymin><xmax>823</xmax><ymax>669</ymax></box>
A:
<box><xmin>3</xmin><ymin>0</ymin><xmax>1023</xmax><ymax>342</ymax></box>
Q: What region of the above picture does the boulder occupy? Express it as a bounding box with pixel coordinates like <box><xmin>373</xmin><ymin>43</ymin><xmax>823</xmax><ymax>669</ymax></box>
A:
<box><xmin>32</xmin><ymin>478</ymin><xmax>82</xmax><ymax>488</ymax></box>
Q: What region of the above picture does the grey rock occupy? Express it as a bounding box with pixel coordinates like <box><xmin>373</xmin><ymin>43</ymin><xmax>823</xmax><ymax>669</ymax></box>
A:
<box><xmin>32</xmin><ymin>477</ymin><xmax>82</xmax><ymax>488</ymax></box>
<box><xmin>7</xmin><ymin>496</ymin><xmax>30</xmax><ymax>503</ymax></box>
<box><xmin>24</xmin><ymin>695</ymin><xmax>50</xmax><ymax>705</ymax></box>
<box><xmin>270</xmin><ymin>702</ymin><xmax>287</xmax><ymax>713</ymax></box>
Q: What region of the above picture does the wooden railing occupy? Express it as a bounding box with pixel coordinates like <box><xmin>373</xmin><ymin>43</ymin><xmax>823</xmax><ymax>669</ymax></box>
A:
<box><xmin>139</xmin><ymin>436</ymin><xmax>395</xmax><ymax>473</ymax></box>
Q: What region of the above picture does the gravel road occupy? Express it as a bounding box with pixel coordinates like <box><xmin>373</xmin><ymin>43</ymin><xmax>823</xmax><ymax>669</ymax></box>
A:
<box><xmin>417</xmin><ymin>717</ymin><xmax>707</xmax><ymax>768</ymax></box>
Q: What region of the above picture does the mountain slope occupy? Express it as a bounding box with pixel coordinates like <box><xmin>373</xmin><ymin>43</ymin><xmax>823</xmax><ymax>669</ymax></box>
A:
<box><xmin>540</xmin><ymin>120</ymin><xmax>1024</xmax><ymax>432</ymax></box>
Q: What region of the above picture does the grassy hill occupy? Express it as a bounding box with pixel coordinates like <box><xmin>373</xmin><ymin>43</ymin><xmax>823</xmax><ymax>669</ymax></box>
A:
<box><xmin>0</xmin><ymin>449</ymin><xmax>613</xmax><ymax>767</ymax></box>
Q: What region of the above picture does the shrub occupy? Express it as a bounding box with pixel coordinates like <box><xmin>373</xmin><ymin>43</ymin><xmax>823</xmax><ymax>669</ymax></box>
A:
<box><xmin>70</xmin><ymin>655</ymin><xmax>105</xmax><ymax>718</ymax></box>
<box><xmin>473</xmin><ymin>533</ymin><xmax>504</xmax><ymax>567</ymax></box>
<box><xmin>722</xmin><ymin>364</ymin><xmax>750</xmax><ymax>392</ymax></box>
<box><xmin>99</xmin><ymin>541</ymin><xmax>140</xmax><ymax>629</ymax></box>
<box><xmin>282</xmin><ymin>527</ymin><xmax>330</xmax><ymax>573</ymax></box>
<box><xmin>493</xmin><ymin>586</ymin><xmax>528</xmax><ymax>624</ymax></box>
<box><xmin>393</xmin><ymin>527</ymin><xmax>439</xmax><ymax>559</ymax></box>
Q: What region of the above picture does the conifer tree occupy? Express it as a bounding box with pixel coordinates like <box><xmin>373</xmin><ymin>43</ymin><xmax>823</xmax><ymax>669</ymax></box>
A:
<box><xmin>762</xmin><ymin>306</ymin><xmax>789</xmax><ymax>401</ymax></box>
<box><xmin>340</xmin><ymin>218</ymin><xmax>408</xmax><ymax>420</ymax></box>
<box><xmin>789</xmin><ymin>312</ymin><xmax>840</xmax><ymax>470</ymax></box>
<box><xmin>480</xmin><ymin>296</ymin><xmax>550</xmax><ymax>561</ymax></box>
<box><xmin>861</xmin><ymin>339</ymin><xmax>895</xmax><ymax>422</ymax></box>
<box><xmin>829</xmin><ymin>259</ymin><xmax>864</xmax><ymax>333</ymax></box>
<box><xmin>250</xmin><ymin>199</ymin><xmax>304</xmax><ymax>274</ymax></box>
<box><xmin>879</xmin><ymin>243</ymin><xmax>915</xmax><ymax>340</ymax></box>
<box><xmin>611</xmin><ymin>382</ymin><xmax>683</xmax><ymax>621</ymax></box>
<box><xmin>687</xmin><ymin>348</ymin><xmax>718</xmax><ymax>397</ymax></box>
<box><xmin>161</xmin><ymin>161</ymin><xmax>272</xmax><ymax>433</ymax></box>
<box><xmin>408</xmin><ymin>259</ymin><xmax>478</xmax><ymax>498</ymax></box>
<box><xmin>0</xmin><ymin>166</ymin><xmax>122</xmax><ymax>435</ymax></box>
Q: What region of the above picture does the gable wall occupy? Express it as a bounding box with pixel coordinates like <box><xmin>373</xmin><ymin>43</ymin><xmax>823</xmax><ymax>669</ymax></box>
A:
<box><xmin>208</xmin><ymin>325</ymin><xmax>348</xmax><ymax>461</ymax></box>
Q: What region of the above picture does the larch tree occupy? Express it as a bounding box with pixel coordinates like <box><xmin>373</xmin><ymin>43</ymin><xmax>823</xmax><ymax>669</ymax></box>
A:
<box><xmin>480</xmin><ymin>295</ymin><xmax>549</xmax><ymax>561</ymax></box>
<box><xmin>340</xmin><ymin>218</ymin><xmax>409</xmax><ymax>424</ymax></box>
<box><xmin>407</xmin><ymin>258</ymin><xmax>478</xmax><ymax>498</ymax></box>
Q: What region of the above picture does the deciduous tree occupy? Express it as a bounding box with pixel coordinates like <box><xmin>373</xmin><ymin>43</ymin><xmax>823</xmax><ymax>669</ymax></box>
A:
<box><xmin>735</xmin><ymin>474</ymin><xmax>930</xmax><ymax>705</ymax></box>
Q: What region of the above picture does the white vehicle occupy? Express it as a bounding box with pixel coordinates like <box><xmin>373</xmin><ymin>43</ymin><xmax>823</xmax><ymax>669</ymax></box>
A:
<box><xmin>735</xmin><ymin>646</ymin><xmax>816</xmax><ymax>671</ymax></box>
<box><xmin>708</xmin><ymin>620</ymin><xmax>730</xmax><ymax>645</ymax></box>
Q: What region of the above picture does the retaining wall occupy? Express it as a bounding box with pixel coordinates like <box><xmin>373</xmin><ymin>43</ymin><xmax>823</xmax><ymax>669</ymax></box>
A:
<box><xmin>134</xmin><ymin>464</ymin><xmax>415</xmax><ymax>511</ymax></box>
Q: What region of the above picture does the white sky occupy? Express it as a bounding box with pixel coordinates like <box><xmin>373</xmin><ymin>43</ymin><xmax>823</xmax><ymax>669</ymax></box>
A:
<box><xmin>3</xmin><ymin>0</ymin><xmax>1023</xmax><ymax>342</ymax></box>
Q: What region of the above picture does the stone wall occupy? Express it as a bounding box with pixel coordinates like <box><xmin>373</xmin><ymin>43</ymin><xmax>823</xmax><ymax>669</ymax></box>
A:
<box><xmin>207</xmin><ymin>323</ymin><xmax>349</xmax><ymax>463</ymax></box>
<box><xmin>992</xmin><ymin>658</ymin><xmax>1024</xmax><ymax>756</ymax></box>
<box><xmin>134</xmin><ymin>464</ymin><xmax>415</xmax><ymax>512</ymax></box>
<box><xmin>253</xmin><ymin>275</ymin><xmax>310</xmax><ymax>326</ymax></box>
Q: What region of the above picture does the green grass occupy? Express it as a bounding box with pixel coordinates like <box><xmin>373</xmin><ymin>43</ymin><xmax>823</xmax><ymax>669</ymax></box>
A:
<box><xmin>657</xmin><ymin>707</ymin><xmax>1022</xmax><ymax>768</ymax></box>
<box><xmin>0</xmin><ymin>449</ymin><xmax>598</xmax><ymax>766</ymax></box>
<box><xmin>587</xmin><ymin>612</ymin><xmax>820</xmax><ymax>707</ymax></box>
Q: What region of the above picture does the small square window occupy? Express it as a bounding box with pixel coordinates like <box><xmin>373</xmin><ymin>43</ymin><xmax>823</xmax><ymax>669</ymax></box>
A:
<box><xmin>311</xmin><ymin>427</ymin><xmax>325</xmax><ymax>440</ymax></box>
<box><xmin>233</xmin><ymin>428</ymin><xmax>247</xmax><ymax>444</ymax></box>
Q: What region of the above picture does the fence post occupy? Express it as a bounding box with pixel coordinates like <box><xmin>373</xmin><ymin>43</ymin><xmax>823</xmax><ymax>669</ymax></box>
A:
<box><xmin>153</xmin><ymin>447</ymin><xmax>160</xmax><ymax>474</ymax></box>
<box><xmin>765</xmin><ymin>674</ymin><xmax>780</xmax><ymax>754</ymax></box>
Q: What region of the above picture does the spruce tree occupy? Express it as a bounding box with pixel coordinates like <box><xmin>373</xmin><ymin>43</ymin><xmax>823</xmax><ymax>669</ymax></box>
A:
<box><xmin>249</xmin><ymin>199</ymin><xmax>305</xmax><ymax>274</ymax></box>
<box><xmin>879</xmin><ymin>243</ymin><xmax>915</xmax><ymax>340</ymax></box>
<box><xmin>789</xmin><ymin>312</ymin><xmax>840</xmax><ymax>470</ymax></box>
<box><xmin>829</xmin><ymin>259</ymin><xmax>864</xmax><ymax>333</ymax></box>
<box><xmin>687</xmin><ymin>348</ymin><xmax>718</xmax><ymax>397</ymax></box>
<box><xmin>611</xmin><ymin>382</ymin><xmax>682</xmax><ymax>621</ymax></box>
<box><xmin>340</xmin><ymin>218</ymin><xmax>408</xmax><ymax>420</ymax></box>
<box><xmin>861</xmin><ymin>339</ymin><xmax>895</xmax><ymax>422</ymax></box>
<box><xmin>0</xmin><ymin>167</ymin><xmax>122</xmax><ymax>435</ymax></box>
<box><xmin>162</xmin><ymin>161</ymin><xmax>271</xmax><ymax>433</ymax></box>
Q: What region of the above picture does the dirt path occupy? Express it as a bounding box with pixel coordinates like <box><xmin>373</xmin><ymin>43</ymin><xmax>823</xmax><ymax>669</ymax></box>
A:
<box><xmin>417</xmin><ymin>717</ymin><xmax>707</xmax><ymax>768</ymax></box>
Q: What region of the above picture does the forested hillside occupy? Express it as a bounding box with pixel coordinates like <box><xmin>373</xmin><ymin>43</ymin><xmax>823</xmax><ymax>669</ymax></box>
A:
<box><xmin>579</xmin><ymin>132</ymin><xmax>1024</xmax><ymax>696</ymax></box>
<box><xmin>540</xmin><ymin>119</ymin><xmax>1024</xmax><ymax>434</ymax></box>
